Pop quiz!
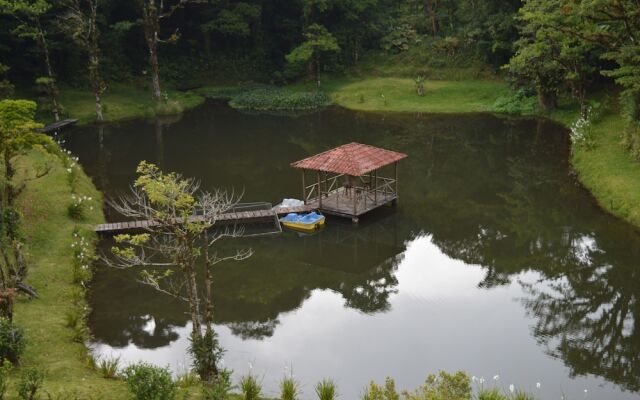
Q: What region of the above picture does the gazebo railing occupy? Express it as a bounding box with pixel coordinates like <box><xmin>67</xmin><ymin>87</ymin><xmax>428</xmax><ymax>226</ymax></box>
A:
<box><xmin>305</xmin><ymin>175</ymin><xmax>397</xmax><ymax>210</ymax></box>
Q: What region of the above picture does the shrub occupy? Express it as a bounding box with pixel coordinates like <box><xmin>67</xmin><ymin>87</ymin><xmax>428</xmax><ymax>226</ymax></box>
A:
<box><xmin>189</xmin><ymin>327</ymin><xmax>224</xmax><ymax>383</ymax></box>
<box><xmin>403</xmin><ymin>371</ymin><xmax>471</xmax><ymax>400</ymax></box>
<box><xmin>0</xmin><ymin>360</ymin><xmax>12</xmax><ymax>400</ymax></box>
<box><xmin>361</xmin><ymin>377</ymin><xmax>399</xmax><ymax>400</ymax></box>
<box><xmin>239</xmin><ymin>374</ymin><xmax>262</xmax><ymax>400</ymax></box>
<box><xmin>16</xmin><ymin>367</ymin><xmax>44</xmax><ymax>400</ymax></box>
<box><xmin>122</xmin><ymin>362</ymin><xmax>176</xmax><ymax>400</ymax></box>
<box><xmin>202</xmin><ymin>369</ymin><xmax>234</xmax><ymax>400</ymax></box>
<box><xmin>477</xmin><ymin>388</ymin><xmax>507</xmax><ymax>400</ymax></box>
<box><xmin>315</xmin><ymin>379</ymin><xmax>337</xmax><ymax>400</ymax></box>
<box><xmin>176</xmin><ymin>370</ymin><xmax>200</xmax><ymax>388</ymax></box>
<box><xmin>97</xmin><ymin>355</ymin><xmax>120</xmax><ymax>379</ymax></box>
<box><xmin>492</xmin><ymin>88</ymin><xmax>538</xmax><ymax>115</ymax></box>
<box><xmin>0</xmin><ymin>318</ymin><xmax>25</xmax><ymax>364</ymax></box>
<box><xmin>280</xmin><ymin>375</ymin><xmax>301</xmax><ymax>400</ymax></box>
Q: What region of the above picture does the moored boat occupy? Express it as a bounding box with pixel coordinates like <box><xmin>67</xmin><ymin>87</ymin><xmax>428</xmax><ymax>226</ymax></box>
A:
<box><xmin>279</xmin><ymin>211</ymin><xmax>325</xmax><ymax>232</ymax></box>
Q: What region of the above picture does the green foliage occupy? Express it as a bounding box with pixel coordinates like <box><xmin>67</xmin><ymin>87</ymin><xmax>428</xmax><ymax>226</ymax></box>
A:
<box><xmin>239</xmin><ymin>373</ymin><xmax>262</xmax><ymax>400</ymax></box>
<box><xmin>189</xmin><ymin>326</ymin><xmax>224</xmax><ymax>385</ymax></box>
<box><xmin>176</xmin><ymin>370</ymin><xmax>200</xmax><ymax>388</ymax></box>
<box><xmin>361</xmin><ymin>377</ymin><xmax>399</xmax><ymax>400</ymax></box>
<box><xmin>16</xmin><ymin>367</ymin><xmax>44</xmax><ymax>400</ymax></box>
<box><xmin>229</xmin><ymin>87</ymin><xmax>332</xmax><ymax>111</ymax></box>
<box><xmin>96</xmin><ymin>356</ymin><xmax>121</xmax><ymax>379</ymax></box>
<box><xmin>0</xmin><ymin>360</ymin><xmax>10</xmax><ymax>400</ymax></box>
<box><xmin>492</xmin><ymin>88</ymin><xmax>538</xmax><ymax>115</ymax></box>
<box><xmin>0</xmin><ymin>318</ymin><xmax>25</xmax><ymax>364</ymax></box>
<box><xmin>286</xmin><ymin>24</ymin><xmax>340</xmax><ymax>82</ymax></box>
<box><xmin>381</xmin><ymin>24</ymin><xmax>419</xmax><ymax>53</ymax></box>
<box><xmin>315</xmin><ymin>379</ymin><xmax>337</xmax><ymax>400</ymax></box>
<box><xmin>280</xmin><ymin>375</ymin><xmax>301</xmax><ymax>400</ymax></box>
<box><xmin>201</xmin><ymin>2</ymin><xmax>261</xmax><ymax>37</ymax></box>
<box><xmin>476</xmin><ymin>388</ymin><xmax>506</xmax><ymax>400</ymax></box>
<box><xmin>202</xmin><ymin>369</ymin><xmax>234</xmax><ymax>400</ymax></box>
<box><xmin>402</xmin><ymin>371</ymin><xmax>471</xmax><ymax>400</ymax></box>
<box><xmin>122</xmin><ymin>362</ymin><xmax>177</xmax><ymax>400</ymax></box>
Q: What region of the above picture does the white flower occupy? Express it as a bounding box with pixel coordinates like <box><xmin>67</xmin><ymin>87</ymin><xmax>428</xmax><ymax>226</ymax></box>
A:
<box><xmin>248</xmin><ymin>362</ymin><xmax>253</xmax><ymax>370</ymax></box>
<box><xmin>479</xmin><ymin>377</ymin><xmax>485</xmax><ymax>384</ymax></box>
<box><xmin>493</xmin><ymin>375</ymin><xmax>499</xmax><ymax>381</ymax></box>
<box><xmin>472</xmin><ymin>376</ymin><xmax>477</xmax><ymax>383</ymax></box>
<box><xmin>536</xmin><ymin>382</ymin><xmax>541</xmax><ymax>389</ymax></box>
<box><xmin>67</xmin><ymin>168</ymin><xmax>72</xmax><ymax>173</ymax></box>
<box><xmin>509</xmin><ymin>384</ymin><xmax>515</xmax><ymax>393</ymax></box>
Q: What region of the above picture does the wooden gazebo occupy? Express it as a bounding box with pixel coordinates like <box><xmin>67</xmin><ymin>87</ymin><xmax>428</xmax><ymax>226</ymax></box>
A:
<box><xmin>291</xmin><ymin>142</ymin><xmax>407</xmax><ymax>223</ymax></box>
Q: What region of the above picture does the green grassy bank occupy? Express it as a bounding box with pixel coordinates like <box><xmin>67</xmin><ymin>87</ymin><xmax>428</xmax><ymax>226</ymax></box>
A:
<box><xmin>13</xmin><ymin>146</ymin><xmax>129</xmax><ymax>397</ymax></box>
<box><xmin>55</xmin><ymin>83</ymin><xmax>205</xmax><ymax>126</ymax></box>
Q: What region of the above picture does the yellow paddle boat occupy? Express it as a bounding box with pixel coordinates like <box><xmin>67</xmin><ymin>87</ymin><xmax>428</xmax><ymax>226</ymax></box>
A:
<box><xmin>279</xmin><ymin>211</ymin><xmax>325</xmax><ymax>232</ymax></box>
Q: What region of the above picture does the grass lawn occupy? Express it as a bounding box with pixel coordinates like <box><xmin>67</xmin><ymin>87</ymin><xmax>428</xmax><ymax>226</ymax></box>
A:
<box><xmin>10</xmin><ymin>142</ymin><xmax>248</xmax><ymax>399</ymax></box>
<box><xmin>12</xmin><ymin>147</ymin><xmax>129</xmax><ymax>398</ymax></box>
<box><xmin>323</xmin><ymin>77</ymin><xmax>509</xmax><ymax>113</ymax></box>
<box><xmin>57</xmin><ymin>83</ymin><xmax>205</xmax><ymax>126</ymax></box>
<box><xmin>570</xmin><ymin>113</ymin><xmax>640</xmax><ymax>227</ymax></box>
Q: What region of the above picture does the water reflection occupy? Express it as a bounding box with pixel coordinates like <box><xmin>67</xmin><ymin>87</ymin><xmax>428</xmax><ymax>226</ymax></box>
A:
<box><xmin>66</xmin><ymin>102</ymin><xmax>640</xmax><ymax>399</ymax></box>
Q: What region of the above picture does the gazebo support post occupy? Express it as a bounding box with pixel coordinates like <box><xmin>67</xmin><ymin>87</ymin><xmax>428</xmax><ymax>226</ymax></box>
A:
<box><xmin>317</xmin><ymin>171</ymin><xmax>322</xmax><ymax>208</ymax></box>
<box><xmin>352</xmin><ymin>180</ymin><xmax>358</xmax><ymax>224</ymax></box>
<box><xmin>374</xmin><ymin>169</ymin><xmax>378</xmax><ymax>205</ymax></box>
<box><xmin>302</xmin><ymin>169</ymin><xmax>306</xmax><ymax>205</ymax></box>
<box><xmin>393</xmin><ymin>161</ymin><xmax>398</xmax><ymax>206</ymax></box>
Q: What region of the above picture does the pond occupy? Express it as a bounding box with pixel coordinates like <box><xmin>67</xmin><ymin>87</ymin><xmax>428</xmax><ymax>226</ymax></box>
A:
<box><xmin>65</xmin><ymin>101</ymin><xmax>640</xmax><ymax>399</ymax></box>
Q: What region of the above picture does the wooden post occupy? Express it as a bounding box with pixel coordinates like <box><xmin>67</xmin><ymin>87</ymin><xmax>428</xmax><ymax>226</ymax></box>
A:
<box><xmin>302</xmin><ymin>169</ymin><xmax>306</xmax><ymax>205</ymax></box>
<box><xmin>353</xmin><ymin>179</ymin><xmax>357</xmax><ymax>216</ymax></box>
<box><xmin>374</xmin><ymin>169</ymin><xmax>378</xmax><ymax>205</ymax></box>
<box><xmin>317</xmin><ymin>171</ymin><xmax>322</xmax><ymax>208</ymax></box>
<box><xmin>394</xmin><ymin>161</ymin><xmax>399</xmax><ymax>206</ymax></box>
<box><xmin>394</xmin><ymin>162</ymin><xmax>398</xmax><ymax>194</ymax></box>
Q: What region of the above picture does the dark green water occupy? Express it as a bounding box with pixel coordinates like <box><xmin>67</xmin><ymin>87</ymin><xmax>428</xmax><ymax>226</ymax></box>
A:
<box><xmin>66</xmin><ymin>101</ymin><xmax>640</xmax><ymax>399</ymax></box>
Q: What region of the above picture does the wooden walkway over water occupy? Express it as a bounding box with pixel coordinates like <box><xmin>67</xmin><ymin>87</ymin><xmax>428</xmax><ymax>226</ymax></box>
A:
<box><xmin>42</xmin><ymin>118</ymin><xmax>78</xmax><ymax>133</ymax></box>
<box><xmin>95</xmin><ymin>204</ymin><xmax>312</xmax><ymax>234</ymax></box>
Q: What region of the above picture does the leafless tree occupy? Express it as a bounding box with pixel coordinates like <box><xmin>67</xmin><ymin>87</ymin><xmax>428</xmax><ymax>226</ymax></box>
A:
<box><xmin>104</xmin><ymin>162</ymin><xmax>252</xmax><ymax>381</ymax></box>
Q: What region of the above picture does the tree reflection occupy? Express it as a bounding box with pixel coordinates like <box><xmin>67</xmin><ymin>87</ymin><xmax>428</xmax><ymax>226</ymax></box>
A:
<box><xmin>520</xmin><ymin>233</ymin><xmax>640</xmax><ymax>391</ymax></box>
<box><xmin>90</xmin><ymin>215</ymin><xmax>404</xmax><ymax>346</ymax></box>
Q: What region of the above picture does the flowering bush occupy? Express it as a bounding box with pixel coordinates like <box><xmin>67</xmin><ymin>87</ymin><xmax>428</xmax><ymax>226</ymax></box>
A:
<box><xmin>570</xmin><ymin>106</ymin><xmax>595</xmax><ymax>150</ymax></box>
<box><xmin>68</xmin><ymin>194</ymin><xmax>94</xmax><ymax>221</ymax></box>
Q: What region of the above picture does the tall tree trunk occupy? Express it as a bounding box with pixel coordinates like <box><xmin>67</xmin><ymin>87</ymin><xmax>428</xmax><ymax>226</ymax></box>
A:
<box><xmin>425</xmin><ymin>0</ymin><xmax>438</xmax><ymax>36</ymax></box>
<box><xmin>38</xmin><ymin>23</ymin><xmax>60</xmax><ymax>122</ymax></box>
<box><xmin>538</xmin><ymin>88</ymin><xmax>558</xmax><ymax>111</ymax></box>
<box><xmin>89</xmin><ymin>52</ymin><xmax>104</xmax><ymax>122</ymax></box>
<box><xmin>88</xmin><ymin>0</ymin><xmax>104</xmax><ymax>121</ymax></box>
<box><xmin>184</xmin><ymin>263</ymin><xmax>202</xmax><ymax>338</ymax></box>
<box><xmin>142</xmin><ymin>1</ymin><xmax>162</xmax><ymax>101</ymax></box>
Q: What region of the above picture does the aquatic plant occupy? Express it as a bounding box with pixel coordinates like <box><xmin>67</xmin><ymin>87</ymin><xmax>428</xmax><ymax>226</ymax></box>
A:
<box><xmin>315</xmin><ymin>379</ymin><xmax>337</xmax><ymax>400</ymax></box>
<box><xmin>240</xmin><ymin>373</ymin><xmax>262</xmax><ymax>400</ymax></box>
<box><xmin>96</xmin><ymin>355</ymin><xmax>121</xmax><ymax>379</ymax></box>
<box><xmin>280</xmin><ymin>374</ymin><xmax>301</xmax><ymax>400</ymax></box>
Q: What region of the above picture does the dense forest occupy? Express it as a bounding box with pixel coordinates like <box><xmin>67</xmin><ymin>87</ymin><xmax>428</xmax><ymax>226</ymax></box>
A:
<box><xmin>0</xmin><ymin>0</ymin><xmax>638</xmax><ymax>147</ymax></box>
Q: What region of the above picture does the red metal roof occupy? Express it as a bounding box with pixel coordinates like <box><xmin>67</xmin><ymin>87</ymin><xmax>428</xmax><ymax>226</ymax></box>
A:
<box><xmin>291</xmin><ymin>142</ymin><xmax>407</xmax><ymax>176</ymax></box>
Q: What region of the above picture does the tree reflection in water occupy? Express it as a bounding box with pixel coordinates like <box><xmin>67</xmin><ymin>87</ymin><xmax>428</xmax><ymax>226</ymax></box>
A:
<box><xmin>70</xmin><ymin>104</ymin><xmax>640</xmax><ymax>395</ymax></box>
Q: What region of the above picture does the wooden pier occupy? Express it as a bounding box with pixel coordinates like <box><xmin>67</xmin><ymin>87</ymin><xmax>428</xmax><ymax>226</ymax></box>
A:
<box><xmin>95</xmin><ymin>204</ymin><xmax>312</xmax><ymax>234</ymax></box>
<box><xmin>43</xmin><ymin>118</ymin><xmax>79</xmax><ymax>133</ymax></box>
